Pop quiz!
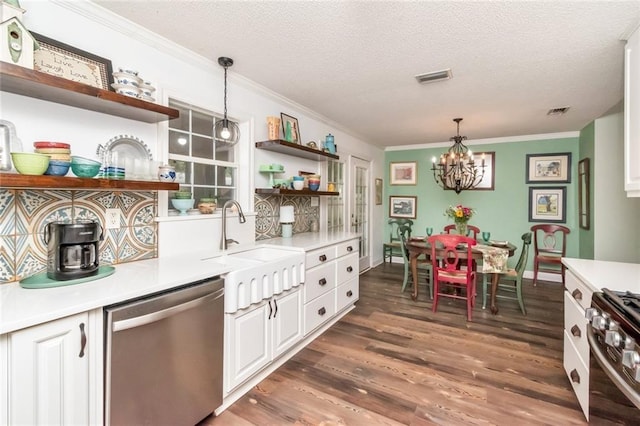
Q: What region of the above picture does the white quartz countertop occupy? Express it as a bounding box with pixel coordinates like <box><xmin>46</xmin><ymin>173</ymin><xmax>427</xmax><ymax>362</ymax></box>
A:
<box><xmin>0</xmin><ymin>232</ymin><xmax>359</xmax><ymax>334</ymax></box>
<box><xmin>562</xmin><ymin>258</ymin><xmax>640</xmax><ymax>294</ymax></box>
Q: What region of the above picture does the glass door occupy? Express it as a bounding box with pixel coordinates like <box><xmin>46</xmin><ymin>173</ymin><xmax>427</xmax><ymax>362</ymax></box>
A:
<box><xmin>350</xmin><ymin>157</ymin><xmax>370</xmax><ymax>272</ymax></box>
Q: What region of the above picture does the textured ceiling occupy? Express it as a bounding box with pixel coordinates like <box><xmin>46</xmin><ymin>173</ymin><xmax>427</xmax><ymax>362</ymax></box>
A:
<box><xmin>93</xmin><ymin>0</ymin><xmax>640</xmax><ymax>148</ymax></box>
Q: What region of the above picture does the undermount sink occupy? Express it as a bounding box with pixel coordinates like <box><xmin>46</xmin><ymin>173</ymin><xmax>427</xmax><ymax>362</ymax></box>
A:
<box><xmin>202</xmin><ymin>246</ymin><xmax>305</xmax><ymax>313</ymax></box>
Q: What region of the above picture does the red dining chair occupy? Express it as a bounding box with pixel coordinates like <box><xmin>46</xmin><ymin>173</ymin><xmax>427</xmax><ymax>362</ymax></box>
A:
<box><xmin>530</xmin><ymin>224</ymin><xmax>570</xmax><ymax>286</ymax></box>
<box><xmin>443</xmin><ymin>224</ymin><xmax>480</xmax><ymax>239</ymax></box>
<box><xmin>428</xmin><ymin>234</ymin><xmax>477</xmax><ymax>321</ymax></box>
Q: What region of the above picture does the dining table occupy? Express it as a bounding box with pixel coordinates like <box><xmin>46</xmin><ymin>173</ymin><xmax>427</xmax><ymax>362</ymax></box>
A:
<box><xmin>406</xmin><ymin>237</ymin><xmax>517</xmax><ymax>314</ymax></box>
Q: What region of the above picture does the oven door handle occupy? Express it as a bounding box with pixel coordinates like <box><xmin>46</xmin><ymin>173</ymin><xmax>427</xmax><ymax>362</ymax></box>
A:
<box><xmin>587</xmin><ymin>325</ymin><xmax>640</xmax><ymax>409</ymax></box>
<box><xmin>112</xmin><ymin>289</ymin><xmax>224</xmax><ymax>332</ymax></box>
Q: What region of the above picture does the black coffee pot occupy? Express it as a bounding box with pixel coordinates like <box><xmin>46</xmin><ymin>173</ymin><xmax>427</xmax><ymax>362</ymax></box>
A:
<box><xmin>44</xmin><ymin>221</ymin><xmax>103</xmax><ymax>281</ymax></box>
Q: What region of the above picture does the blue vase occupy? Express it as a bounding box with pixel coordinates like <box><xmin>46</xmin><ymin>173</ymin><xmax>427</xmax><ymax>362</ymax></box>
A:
<box><xmin>324</xmin><ymin>133</ymin><xmax>336</xmax><ymax>153</ymax></box>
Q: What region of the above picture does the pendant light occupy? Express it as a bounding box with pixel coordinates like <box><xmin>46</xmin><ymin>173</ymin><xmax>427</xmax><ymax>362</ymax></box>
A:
<box><xmin>431</xmin><ymin>118</ymin><xmax>486</xmax><ymax>194</ymax></box>
<box><xmin>213</xmin><ymin>56</ymin><xmax>240</xmax><ymax>145</ymax></box>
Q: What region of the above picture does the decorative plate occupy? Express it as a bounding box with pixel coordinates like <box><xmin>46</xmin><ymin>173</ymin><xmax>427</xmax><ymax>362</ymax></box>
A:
<box><xmin>96</xmin><ymin>135</ymin><xmax>152</xmax><ymax>168</ymax></box>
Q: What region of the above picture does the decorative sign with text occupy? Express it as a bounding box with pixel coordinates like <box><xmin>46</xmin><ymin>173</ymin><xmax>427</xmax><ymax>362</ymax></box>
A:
<box><xmin>31</xmin><ymin>32</ymin><xmax>113</xmax><ymax>91</ymax></box>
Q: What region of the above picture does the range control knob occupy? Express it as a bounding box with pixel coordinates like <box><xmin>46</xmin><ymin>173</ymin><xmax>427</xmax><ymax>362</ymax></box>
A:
<box><xmin>607</xmin><ymin>319</ymin><xmax>619</xmax><ymax>331</ymax></box>
<box><xmin>605</xmin><ymin>330</ymin><xmax>622</xmax><ymax>348</ymax></box>
<box><xmin>591</xmin><ymin>315</ymin><xmax>607</xmax><ymax>330</ymax></box>
<box><xmin>624</xmin><ymin>336</ymin><xmax>636</xmax><ymax>350</ymax></box>
<box><xmin>585</xmin><ymin>307</ymin><xmax>599</xmax><ymax>321</ymax></box>
<box><xmin>622</xmin><ymin>350</ymin><xmax>640</xmax><ymax>382</ymax></box>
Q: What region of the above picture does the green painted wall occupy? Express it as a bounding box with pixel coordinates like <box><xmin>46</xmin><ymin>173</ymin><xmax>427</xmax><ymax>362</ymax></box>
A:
<box><xmin>578</xmin><ymin>123</ymin><xmax>595</xmax><ymax>259</ymax></box>
<box><xmin>385</xmin><ymin>136</ymin><xmax>579</xmax><ymax>270</ymax></box>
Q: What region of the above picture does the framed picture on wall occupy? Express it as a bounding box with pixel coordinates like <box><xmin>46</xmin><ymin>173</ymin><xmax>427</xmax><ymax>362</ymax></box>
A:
<box><xmin>375</xmin><ymin>178</ymin><xmax>383</xmax><ymax>205</ymax></box>
<box><xmin>578</xmin><ymin>158</ymin><xmax>590</xmax><ymax>230</ymax></box>
<box><xmin>389</xmin><ymin>196</ymin><xmax>417</xmax><ymax>219</ymax></box>
<box><xmin>528</xmin><ymin>186</ymin><xmax>566</xmax><ymax>223</ymax></box>
<box><xmin>390</xmin><ymin>162</ymin><xmax>417</xmax><ymax>185</ymax></box>
<box><xmin>526</xmin><ymin>152</ymin><xmax>572</xmax><ymax>183</ymax></box>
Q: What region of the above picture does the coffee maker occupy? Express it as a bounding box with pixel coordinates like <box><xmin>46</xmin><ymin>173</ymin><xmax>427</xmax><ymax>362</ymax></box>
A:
<box><xmin>45</xmin><ymin>221</ymin><xmax>103</xmax><ymax>281</ymax></box>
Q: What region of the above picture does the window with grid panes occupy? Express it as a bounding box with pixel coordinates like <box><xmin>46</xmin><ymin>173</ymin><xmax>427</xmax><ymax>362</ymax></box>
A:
<box><xmin>167</xmin><ymin>99</ymin><xmax>238</xmax><ymax>211</ymax></box>
<box><xmin>327</xmin><ymin>160</ymin><xmax>345</xmax><ymax>232</ymax></box>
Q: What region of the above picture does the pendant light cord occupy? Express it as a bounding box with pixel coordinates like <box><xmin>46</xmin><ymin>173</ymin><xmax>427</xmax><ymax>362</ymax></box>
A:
<box><xmin>223</xmin><ymin>65</ymin><xmax>228</xmax><ymax>123</ymax></box>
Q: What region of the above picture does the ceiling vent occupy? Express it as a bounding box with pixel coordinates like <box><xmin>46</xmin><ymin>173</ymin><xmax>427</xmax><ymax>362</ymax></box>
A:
<box><xmin>547</xmin><ymin>106</ymin><xmax>570</xmax><ymax>116</ymax></box>
<box><xmin>415</xmin><ymin>69</ymin><xmax>452</xmax><ymax>84</ymax></box>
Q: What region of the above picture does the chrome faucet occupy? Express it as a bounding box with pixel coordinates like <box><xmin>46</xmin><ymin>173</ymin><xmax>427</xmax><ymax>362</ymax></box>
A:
<box><xmin>220</xmin><ymin>200</ymin><xmax>246</xmax><ymax>250</ymax></box>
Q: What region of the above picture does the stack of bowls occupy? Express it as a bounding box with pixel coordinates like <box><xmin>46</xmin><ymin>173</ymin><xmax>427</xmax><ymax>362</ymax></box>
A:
<box><xmin>34</xmin><ymin>142</ymin><xmax>71</xmax><ymax>176</ymax></box>
<box><xmin>111</xmin><ymin>68</ymin><xmax>142</xmax><ymax>98</ymax></box>
<box><xmin>308</xmin><ymin>174</ymin><xmax>321</xmax><ymax>191</ymax></box>
<box><xmin>139</xmin><ymin>80</ymin><xmax>156</xmax><ymax>103</ymax></box>
<box><xmin>171</xmin><ymin>191</ymin><xmax>194</xmax><ymax>215</ymax></box>
<box><xmin>10</xmin><ymin>152</ymin><xmax>50</xmax><ymax>175</ymax></box>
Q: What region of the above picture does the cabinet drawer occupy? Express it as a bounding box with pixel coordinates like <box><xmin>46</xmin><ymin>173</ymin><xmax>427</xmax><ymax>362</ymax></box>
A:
<box><xmin>336</xmin><ymin>239</ymin><xmax>359</xmax><ymax>257</ymax></box>
<box><xmin>336</xmin><ymin>277</ymin><xmax>359</xmax><ymax>313</ymax></box>
<box><xmin>304</xmin><ymin>262</ymin><xmax>336</xmax><ymax>303</ymax></box>
<box><xmin>565</xmin><ymin>270</ymin><xmax>593</xmax><ymax>311</ymax></box>
<box><xmin>304</xmin><ymin>290</ymin><xmax>336</xmax><ymax>335</ymax></box>
<box><xmin>336</xmin><ymin>253</ymin><xmax>359</xmax><ymax>285</ymax></box>
<box><xmin>306</xmin><ymin>246</ymin><xmax>337</xmax><ymax>270</ymax></box>
<box><xmin>564</xmin><ymin>291</ymin><xmax>589</xmax><ymax>363</ymax></box>
<box><xmin>563</xmin><ymin>330</ymin><xmax>589</xmax><ymax>420</ymax></box>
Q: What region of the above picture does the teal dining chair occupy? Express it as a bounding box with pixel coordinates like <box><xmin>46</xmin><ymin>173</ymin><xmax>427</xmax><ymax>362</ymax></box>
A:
<box><xmin>482</xmin><ymin>232</ymin><xmax>532</xmax><ymax>315</ymax></box>
<box><xmin>399</xmin><ymin>225</ymin><xmax>432</xmax><ymax>298</ymax></box>
<box><xmin>383</xmin><ymin>218</ymin><xmax>413</xmax><ymax>263</ymax></box>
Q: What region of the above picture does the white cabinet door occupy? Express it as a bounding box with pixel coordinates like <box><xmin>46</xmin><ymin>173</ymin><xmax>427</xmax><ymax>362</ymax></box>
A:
<box><xmin>625</xmin><ymin>25</ymin><xmax>640</xmax><ymax>197</ymax></box>
<box><xmin>8</xmin><ymin>312</ymin><xmax>90</xmax><ymax>426</ymax></box>
<box><xmin>225</xmin><ymin>301</ymin><xmax>270</xmax><ymax>392</ymax></box>
<box><xmin>272</xmin><ymin>288</ymin><xmax>303</xmax><ymax>359</ymax></box>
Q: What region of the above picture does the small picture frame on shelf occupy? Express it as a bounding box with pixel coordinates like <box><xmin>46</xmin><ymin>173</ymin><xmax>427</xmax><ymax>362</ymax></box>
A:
<box><xmin>280</xmin><ymin>113</ymin><xmax>301</xmax><ymax>144</ymax></box>
<box><xmin>31</xmin><ymin>32</ymin><xmax>114</xmax><ymax>91</ymax></box>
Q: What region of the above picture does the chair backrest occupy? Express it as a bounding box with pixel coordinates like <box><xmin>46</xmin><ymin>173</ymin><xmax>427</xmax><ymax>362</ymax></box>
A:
<box><xmin>530</xmin><ymin>224</ymin><xmax>570</xmax><ymax>256</ymax></box>
<box><xmin>514</xmin><ymin>232</ymin><xmax>532</xmax><ymax>277</ymax></box>
<box><xmin>443</xmin><ymin>224</ymin><xmax>480</xmax><ymax>239</ymax></box>
<box><xmin>389</xmin><ymin>218</ymin><xmax>413</xmax><ymax>243</ymax></box>
<box><xmin>428</xmin><ymin>234</ymin><xmax>477</xmax><ymax>275</ymax></box>
<box><xmin>397</xmin><ymin>223</ymin><xmax>412</xmax><ymax>260</ymax></box>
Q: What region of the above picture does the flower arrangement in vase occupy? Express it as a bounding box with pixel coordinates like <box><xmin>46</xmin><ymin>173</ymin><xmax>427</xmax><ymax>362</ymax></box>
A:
<box><xmin>445</xmin><ymin>204</ymin><xmax>476</xmax><ymax>235</ymax></box>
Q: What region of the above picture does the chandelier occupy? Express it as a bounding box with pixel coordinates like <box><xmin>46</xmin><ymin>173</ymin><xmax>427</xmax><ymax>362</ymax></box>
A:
<box><xmin>431</xmin><ymin>118</ymin><xmax>486</xmax><ymax>194</ymax></box>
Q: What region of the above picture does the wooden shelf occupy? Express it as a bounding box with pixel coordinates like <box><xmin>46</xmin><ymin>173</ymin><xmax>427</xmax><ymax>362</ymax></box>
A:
<box><xmin>0</xmin><ymin>62</ymin><xmax>179</xmax><ymax>123</ymax></box>
<box><xmin>255</xmin><ymin>188</ymin><xmax>339</xmax><ymax>196</ymax></box>
<box><xmin>255</xmin><ymin>140</ymin><xmax>339</xmax><ymax>161</ymax></box>
<box><xmin>0</xmin><ymin>173</ymin><xmax>179</xmax><ymax>191</ymax></box>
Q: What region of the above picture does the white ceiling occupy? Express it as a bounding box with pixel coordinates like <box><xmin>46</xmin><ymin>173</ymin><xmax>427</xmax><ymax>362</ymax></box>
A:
<box><xmin>93</xmin><ymin>0</ymin><xmax>640</xmax><ymax>148</ymax></box>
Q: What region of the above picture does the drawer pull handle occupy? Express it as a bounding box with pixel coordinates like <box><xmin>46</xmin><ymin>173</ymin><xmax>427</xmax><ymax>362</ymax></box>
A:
<box><xmin>318</xmin><ymin>307</ymin><xmax>326</xmax><ymax>316</ymax></box>
<box><xmin>319</xmin><ymin>278</ymin><xmax>327</xmax><ymax>286</ymax></box>
<box><xmin>273</xmin><ymin>299</ymin><xmax>278</xmax><ymax>318</ymax></box>
<box><xmin>319</xmin><ymin>254</ymin><xmax>327</xmax><ymax>262</ymax></box>
<box><xmin>570</xmin><ymin>369</ymin><xmax>580</xmax><ymax>384</ymax></box>
<box><xmin>572</xmin><ymin>289</ymin><xmax>582</xmax><ymax>301</ymax></box>
<box><xmin>571</xmin><ymin>324</ymin><xmax>581</xmax><ymax>338</ymax></box>
<box><xmin>347</xmin><ymin>266</ymin><xmax>353</xmax><ymax>273</ymax></box>
<box><xmin>268</xmin><ymin>300</ymin><xmax>273</xmax><ymax>319</ymax></box>
<box><xmin>79</xmin><ymin>323</ymin><xmax>87</xmax><ymax>358</ymax></box>
<box><xmin>347</xmin><ymin>246</ymin><xmax>353</xmax><ymax>252</ymax></box>
<box><xmin>346</xmin><ymin>290</ymin><xmax>353</xmax><ymax>297</ymax></box>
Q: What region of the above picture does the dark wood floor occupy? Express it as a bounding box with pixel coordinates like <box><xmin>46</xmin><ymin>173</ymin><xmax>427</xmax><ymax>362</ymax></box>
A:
<box><xmin>200</xmin><ymin>263</ymin><xmax>623</xmax><ymax>425</ymax></box>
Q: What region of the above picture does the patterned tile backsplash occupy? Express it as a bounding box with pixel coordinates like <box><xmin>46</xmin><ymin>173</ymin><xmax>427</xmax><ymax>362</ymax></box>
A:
<box><xmin>0</xmin><ymin>189</ymin><xmax>316</xmax><ymax>284</ymax></box>
<box><xmin>0</xmin><ymin>189</ymin><xmax>157</xmax><ymax>284</ymax></box>
<box><xmin>254</xmin><ymin>194</ymin><xmax>319</xmax><ymax>240</ymax></box>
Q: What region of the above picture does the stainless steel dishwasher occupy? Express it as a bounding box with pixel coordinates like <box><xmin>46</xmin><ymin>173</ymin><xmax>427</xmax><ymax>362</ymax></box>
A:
<box><xmin>104</xmin><ymin>277</ymin><xmax>224</xmax><ymax>426</ymax></box>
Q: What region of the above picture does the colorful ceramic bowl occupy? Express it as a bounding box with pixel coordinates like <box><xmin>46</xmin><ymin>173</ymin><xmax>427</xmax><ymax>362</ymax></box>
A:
<box><xmin>44</xmin><ymin>160</ymin><xmax>71</xmax><ymax>176</ymax></box>
<box><xmin>11</xmin><ymin>152</ymin><xmax>50</xmax><ymax>175</ymax></box>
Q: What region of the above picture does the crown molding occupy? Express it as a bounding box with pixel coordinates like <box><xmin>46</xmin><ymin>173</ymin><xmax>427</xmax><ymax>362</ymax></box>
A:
<box><xmin>385</xmin><ymin>131</ymin><xmax>580</xmax><ymax>151</ymax></box>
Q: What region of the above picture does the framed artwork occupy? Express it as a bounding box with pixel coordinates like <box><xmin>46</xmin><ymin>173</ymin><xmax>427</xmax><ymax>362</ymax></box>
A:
<box><xmin>526</xmin><ymin>152</ymin><xmax>572</xmax><ymax>183</ymax></box>
<box><xmin>578</xmin><ymin>158</ymin><xmax>590</xmax><ymax>230</ymax></box>
<box><xmin>280</xmin><ymin>113</ymin><xmax>301</xmax><ymax>144</ymax></box>
<box><xmin>389</xmin><ymin>195</ymin><xmax>417</xmax><ymax>219</ymax></box>
<box><xmin>390</xmin><ymin>161</ymin><xmax>417</xmax><ymax>185</ymax></box>
<box><xmin>445</xmin><ymin>151</ymin><xmax>495</xmax><ymax>190</ymax></box>
<box><xmin>528</xmin><ymin>186</ymin><xmax>566</xmax><ymax>223</ymax></box>
<box><xmin>31</xmin><ymin>32</ymin><xmax>114</xmax><ymax>91</ymax></box>
<box><xmin>375</xmin><ymin>178</ymin><xmax>383</xmax><ymax>205</ymax></box>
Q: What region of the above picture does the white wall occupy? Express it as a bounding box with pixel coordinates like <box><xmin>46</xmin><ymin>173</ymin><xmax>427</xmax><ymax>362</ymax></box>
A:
<box><xmin>594</xmin><ymin>101</ymin><xmax>640</xmax><ymax>262</ymax></box>
<box><xmin>4</xmin><ymin>1</ymin><xmax>385</xmax><ymax>264</ymax></box>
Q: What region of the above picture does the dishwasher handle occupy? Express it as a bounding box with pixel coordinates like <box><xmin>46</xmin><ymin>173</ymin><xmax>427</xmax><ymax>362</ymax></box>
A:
<box><xmin>112</xmin><ymin>288</ymin><xmax>224</xmax><ymax>332</ymax></box>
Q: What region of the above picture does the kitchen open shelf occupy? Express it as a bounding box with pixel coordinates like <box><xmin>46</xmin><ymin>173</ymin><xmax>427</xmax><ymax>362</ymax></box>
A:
<box><xmin>0</xmin><ymin>62</ymin><xmax>179</xmax><ymax>123</ymax></box>
<box><xmin>255</xmin><ymin>139</ymin><xmax>339</xmax><ymax>161</ymax></box>
<box><xmin>0</xmin><ymin>174</ymin><xmax>179</xmax><ymax>191</ymax></box>
<box><xmin>255</xmin><ymin>188</ymin><xmax>339</xmax><ymax>196</ymax></box>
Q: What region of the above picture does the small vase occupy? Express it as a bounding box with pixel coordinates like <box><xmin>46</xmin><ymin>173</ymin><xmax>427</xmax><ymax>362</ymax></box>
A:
<box><xmin>455</xmin><ymin>222</ymin><xmax>468</xmax><ymax>236</ymax></box>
